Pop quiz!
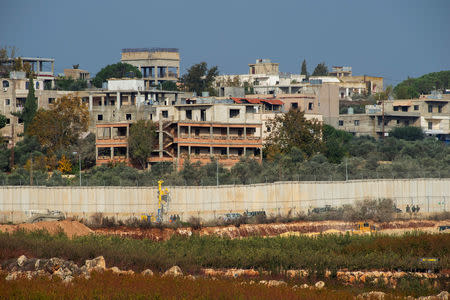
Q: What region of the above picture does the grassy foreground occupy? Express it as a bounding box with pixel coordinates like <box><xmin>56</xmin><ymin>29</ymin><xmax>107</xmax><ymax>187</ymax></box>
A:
<box><xmin>0</xmin><ymin>272</ymin><xmax>356</xmax><ymax>300</ymax></box>
<box><xmin>0</xmin><ymin>230</ymin><xmax>448</xmax><ymax>273</ymax></box>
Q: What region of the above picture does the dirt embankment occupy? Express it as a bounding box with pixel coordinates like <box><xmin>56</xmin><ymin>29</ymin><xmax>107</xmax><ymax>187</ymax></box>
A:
<box><xmin>0</xmin><ymin>219</ymin><xmax>447</xmax><ymax>241</ymax></box>
<box><xmin>93</xmin><ymin>219</ymin><xmax>449</xmax><ymax>241</ymax></box>
<box><xmin>0</xmin><ymin>220</ymin><xmax>93</xmax><ymax>238</ymax></box>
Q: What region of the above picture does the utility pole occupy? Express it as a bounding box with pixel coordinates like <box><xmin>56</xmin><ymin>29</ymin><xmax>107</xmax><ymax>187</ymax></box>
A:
<box><xmin>345</xmin><ymin>157</ymin><xmax>348</xmax><ymax>181</ymax></box>
<box><xmin>381</xmin><ymin>97</ymin><xmax>385</xmax><ymax>139</ymax></box>
<box><xmin>10</xmin><ymin>123</ymin><xmax>14</xmax><ymax>169</ymax></box>
<box><xmin>216</xmin><ymin>161</ymin><xmax>219</xmax><ymax>186</ymax></box>
<box><xmin>29</xmin><ymin>156</ymin><xmax>33</xmax><ymax>185</ymax></box>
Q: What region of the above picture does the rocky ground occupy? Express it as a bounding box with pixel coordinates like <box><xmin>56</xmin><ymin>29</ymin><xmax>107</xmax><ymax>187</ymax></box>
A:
<box><xmin>1</xmin><ymin>255</ymin><xmax>448</xmax><ymax>299</ymax></box>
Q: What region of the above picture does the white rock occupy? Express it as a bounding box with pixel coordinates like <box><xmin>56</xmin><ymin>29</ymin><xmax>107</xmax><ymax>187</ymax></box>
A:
<box><xmin>162</xmin><ymin>266</ymin><xmax>183</xmax><ymax>277</ymax></box>
<box><xmin>141</xmin><ymin>269</ymin><xmax>154</xmax><ymax>276</ymax></box>
<box><xmin>5</xmin><ymin>272</ymin><xmax>18</xmax><ymax>281</ymax></box>
<box><xmin>267</xmin><ymin>280</ymin><xmax>287</xmax><ymax>287</ymax></box>
<box><xmin>17</xmin><ymin>255</ymin><xmax>27</xmax><ymax>267</ymax></box>
<box><xmin>85</xmin><ymin>256</ymin><xmax>106</xmax><ymax>271</ymax></box>
<box><xmin>356</xmin><ymin>291</ymin><xmax>386</xmax><ymax>300</ymax></box>
<box><xmin>437</xmin><ymin>291</ymin><xmax>449</xmax><ymax>300</ymax></box>
<box><xmin>315</xmin><ymin>281</ymin><xmax>325</xmax><ymax>289</ymax></box>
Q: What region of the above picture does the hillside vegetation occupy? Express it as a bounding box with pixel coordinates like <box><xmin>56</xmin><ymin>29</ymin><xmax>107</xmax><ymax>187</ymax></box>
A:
<box><xmin>394</xmin><ymin>70</ymin><xmax>450</xmax><ymax>99</ymax></box>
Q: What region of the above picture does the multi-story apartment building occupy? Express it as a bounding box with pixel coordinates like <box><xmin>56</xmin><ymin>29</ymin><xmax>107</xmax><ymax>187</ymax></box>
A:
<box><xmin>120</xmin><ymin>48</ymin><xmax>180</xmax><ymax>89</ymax></box>
<box><xmin>95</xmin><ymin>98</ymin><xmax>263</xmax><ymax>169</ymax></box>
<box><xmin>0</xmin><ymin>71</ymin><xmax>72</xmax><ymax>145</ymax></box>
<box><xmin>338</xmin><ymin>94</ymin><xmax>449</xmax><ymax>141</ymax></box>
<box><xmin>215</xmin><ymin>59</ymin><xmax>306</xmax><ymax>96</ymax></box>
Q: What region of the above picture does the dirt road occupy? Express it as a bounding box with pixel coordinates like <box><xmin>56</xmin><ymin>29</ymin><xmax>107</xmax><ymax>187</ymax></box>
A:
<box><xmin>93</xmin><ymin>219</ymin><xmax>449</xmax><ymax>241</ymax></box>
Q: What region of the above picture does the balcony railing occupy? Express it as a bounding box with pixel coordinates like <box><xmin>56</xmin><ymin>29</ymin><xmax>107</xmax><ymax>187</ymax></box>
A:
<box><xmin>177</xmin><ymin>135</ymin><xmax>261</xmax><ymax>141</ymax></box>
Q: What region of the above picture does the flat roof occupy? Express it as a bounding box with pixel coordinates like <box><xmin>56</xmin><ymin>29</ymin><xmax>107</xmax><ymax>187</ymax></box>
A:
<box><xmin>83</xmin><ymin>89</ymin><xmax>182</xmax><ymax>94</ymax></box>
<box><xmin>122</xmin><ymin>48</ymin><xmax>179</xmax><ymax>53</ymax></box>
<box><xmin>7</xmin><ymin>57</ymin><xmax>54</xmax><ymax>62</ymax></box>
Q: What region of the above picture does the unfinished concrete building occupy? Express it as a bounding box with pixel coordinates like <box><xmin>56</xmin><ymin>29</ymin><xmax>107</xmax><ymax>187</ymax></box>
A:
<box><xmin>338</xmin><ymin>95</ymin><xmax>450</xmax><ymax>142</ymax></box>
<box><xmin>95</xmin><ymin>98</ymin><xmax>263</xmax><ymax>169</ymax></box>
<box><xmin>121</xmin><ymin>48</ymin><xmax>180</xmax><ymax>89</ymax></box>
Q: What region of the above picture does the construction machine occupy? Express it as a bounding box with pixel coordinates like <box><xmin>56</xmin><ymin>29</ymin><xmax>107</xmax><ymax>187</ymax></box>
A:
<box><xmin>352</xmin><ymin>222</ymin><xmax>377</xmax><ymax>234</ymax></box>
<box><xmin>141</xmin><ymin>180</ymin><xmax>171</xmax><ymax>223</ymax></box>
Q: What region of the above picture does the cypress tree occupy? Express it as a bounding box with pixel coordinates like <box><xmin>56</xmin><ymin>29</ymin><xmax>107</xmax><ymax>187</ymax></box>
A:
<box><xmin>301</xmin><ymin>59</ymin><xmax>308</xmax><ymax>78</ymax></box>
<box><xmin>22</xmin><ymin>76</ymin><xmax>38</xmax><ymax>134</ymax></box>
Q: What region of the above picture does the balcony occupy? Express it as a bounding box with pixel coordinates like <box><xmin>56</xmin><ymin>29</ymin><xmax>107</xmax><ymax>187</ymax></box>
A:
<box><xmin>175</xmin><ymin>135</ymin><xmax>261</xmax><ymax>145</ymax></box>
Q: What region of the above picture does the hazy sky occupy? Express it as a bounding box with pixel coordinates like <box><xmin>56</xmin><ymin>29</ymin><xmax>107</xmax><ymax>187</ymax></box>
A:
<box><xmin>1</xmin><ymin>0</ymin><xmax>449</xmax><ymax>87</ymax></box>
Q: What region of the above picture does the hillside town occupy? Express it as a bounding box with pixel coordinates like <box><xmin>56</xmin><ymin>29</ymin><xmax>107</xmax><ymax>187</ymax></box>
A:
<box><xmin>1</xmin><ymin>1</ymin><xmax>449</xmax><ymax>299</ymax></box>
<box><xmin>1</xmin><ymin>48</ymin><xmax>448</xmax><ymax>171</ymax></box>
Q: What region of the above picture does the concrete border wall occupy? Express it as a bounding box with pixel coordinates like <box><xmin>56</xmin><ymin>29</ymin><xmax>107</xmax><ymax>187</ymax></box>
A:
<box><xmin>0</xmin><ymin>179</ymin><xmax>448</xmax><ymax>223</ymax></box>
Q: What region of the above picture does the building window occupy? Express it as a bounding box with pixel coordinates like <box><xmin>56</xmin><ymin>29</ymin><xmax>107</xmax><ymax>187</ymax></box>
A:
<box><xmin>2</xmin><ymin>80</ymin><xmax>9</xmax><ymax>88</ymax></box>
<box><xmin>6</xmin><ymin>118</ymin><xmax>10</xmax><ymax>124</ymax></box>
<box><xmin>97</xmin><ymin>114</ymin><xmax>103</xmax><ymax>121</ymax></box>
<box><xmin>393</xmin><ymin>106</ymin><xmax>399</xmax><ymax>111</ymax></box>
<box><xmin>186</xmin><ymin>109</ymin><xmax>192</xmax><ymax>120</ymax></box>
<box><xmin>194</xmin><ymin>148</ymin><xmax>200</xmax><ymax>155</ymax></box>
<box><xmin>338</xmin><ymin>120</ymin><xmax>344</xmax><ymax>126</ymax></box>
<box><xmin>428</xmin><ymin>105</ymin><xmax>432</xmax><ymax>113</ymax></box>
<box><xmin>428</xmin><ymin>122</ymin><xmax>432</xmax><ymax>130</ymax></box>
<box><xmin>221</xmin><ymin>149</ymin><xmax>227</xmax><ymax>155</ymax></box>
<box><xmin>5</xmin><ymin>99</ymin><xmax>10</xmax><ymax>105</ymax></box>
<box><xmin>229</xmin><ymin>109</ymin><xmax>240</xmax><ymax>118</ymax></box>
<box><xmin>150</xmin><ymin>114</ymin><xmax>153</xmax><ymax>120</ymax></box>
<box><xmin>200</xmin><ymin>109</ymin><xmax>206</xmax><ymax>121</ymax></box>
<box><xmin>401</xmin><ymin>106</ymin><xmax>408</xmax><ymax>112</ymax></box>
<box><xmin>162</xmin><ymin>110</ymin><xmax>168</xmax><ymax>118</ymax></box>
<box><xmin>48</xmin><ymin>98</ymin><xmax>55</xmax><ymax>104</ymax></box>
<box><xmin>35</xmin><ymin>82</ymin><xmax>39</xmax><ymax>89</ymax></box>
<box><xmin>414</xmin><ymin>105</ymin><xmax>419</xmax><ymax>111</ymax></box>
<box><xmin>291</xmin><ymin>103</ymin><xmax>298</xmax><ymax>109</ymax></box>
<box><xmin>308</xmin><ymin>102</ymin><xmax>313</xmax><ymax>110</ymax></box>
<box><xmin>354</xmin><ymin>120</ymin><xmax>360</xmax><ymax>126</ymax></box>
<box><xmin>246</xmin><ymin>106</ymin><xmax>255</xmax><ymax>114</ymax></box>
<box><xmin>126</xmin><ymin>114</ymin><xmax>132</xmax><ymax>120</ymax></box>
<box><xmin>438</xmin><ymin>106</ymin><xmax>442</xmax><ymax>113</ymax></box>
<box><xmin>396</xmin><ymin>120</ymin><xmax>400</xmax><ymax>124</ymax></box>
<box><xmin>25</xmin><ymin>82</ymin><xmax>29</xmax><ymax>89</ymax></box>
<box><xmin>404</xmin><ymin>120</ymin><xmax>409</xmax><ymax>126</ymax></box>
<box><xmin>195</xmin><ymin>129</ymin><xmax>200</xmax><ymax>136</ymax></box>
<box><xmin>18</xmin><ymin>118</ymin><xmax>23</xmax><ymax>124</ymax></box>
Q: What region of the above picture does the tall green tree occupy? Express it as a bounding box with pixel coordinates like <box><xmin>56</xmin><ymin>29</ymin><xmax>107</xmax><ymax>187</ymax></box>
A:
<box><xmin>128</xmin><ymin>120</ymin><xmax>158</xmax><ymax>169</ymax></box>
<box><xmin>312</xmin><ymin>62</ymin><xmax>329</xmax><ymax>76</ymax></box>
<box><xmin>161</xmin><ymin>81</ymin><xmax>178</xmax><ymax>91</ymax></box>
<box><xmin>389</xmin><ymin>126</ymin><xmax>424</xmax><ymax>141</ymax></box>
<box><xmin>181</xmin><ymin>62</ymin><xmax>219</xmax><ymax>96</ymax></box>
<box><xmin>264</xmin><ymin>109</ymin><xmax>324</xmax><ymax>159</ymax></box>
<box><xmin>28</xmin><ymin>95</ymin><xmax>89</xmax><ymax>153</ymax></box>
<box><xmin>92</xmin><ymin>62</ymin><xmax>142</xmax><ymax>88</ymax></box>
<box><xmin>394</xmin><ymin>71</ymin><xmax>450</xmax><ymax>99</ymax></box>
<box><xmin>13</xmin><ymin>77</ymin><xmax>38</xmax><ymax>134</ymax></box>
<box><xmin>0</xmin><ymin>114</ymin><xmax>7</xmax><ymax>129</ymax></box>
<box><xmin>301</xmin><ymin>59</ymin><xmax>308</xmax><ymax>78</ymax></box>
<box><xmin>54</xmin><ymin>77</ymin><xmax>87</xmax><ymax>91</ymax></box>
<box><xmin>323</xmin><ymin>125</ymin><xmax>353</xmax><ymax>163</ymax></box>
